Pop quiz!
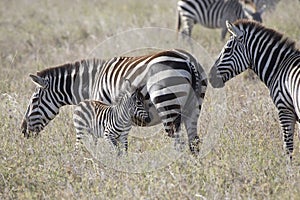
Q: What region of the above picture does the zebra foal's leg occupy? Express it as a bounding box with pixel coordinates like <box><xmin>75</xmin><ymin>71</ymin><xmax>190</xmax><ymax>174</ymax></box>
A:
<box><xmin>278</xmin><ymin>110</ymin><xmax>296</xmax><ymax>162</ymax></box>
<box><xmin>118</xmin><ymin>133</ymin><xmax>129</xmax><ymax>156</ymax></box>
<box><xmin>104</xmin><ymin>130</ymin><xmax>119</xmax><ymax>153</ymax></box>
<box><xmin>104</xmin><ymin>130</ymin><xmax>128</xmax><ymax>156</ymax></box>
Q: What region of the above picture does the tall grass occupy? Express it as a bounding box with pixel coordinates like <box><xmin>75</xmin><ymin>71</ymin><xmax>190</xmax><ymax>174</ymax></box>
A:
<box><xmin>0</xmin><ymin>0</ymin><xmax>300</xmax><ymax>199</ymax></box>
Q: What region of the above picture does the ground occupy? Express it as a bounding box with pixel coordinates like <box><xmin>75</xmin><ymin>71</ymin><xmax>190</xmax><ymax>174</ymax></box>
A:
<box><xmin>0</xmin><ymin>0</ymin><xmax>300</xmax><ymax>199</ymax></box>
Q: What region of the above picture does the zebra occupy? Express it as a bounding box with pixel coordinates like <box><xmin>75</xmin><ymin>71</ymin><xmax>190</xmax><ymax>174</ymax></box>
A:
<box><xmin>21</xmin><ymin>49</ymin><xmax>208</xmax><ymax>154</ymax></box>
<box><xmin>176</xmin><ymin>0</ymin><xmax>265</xmax><ymax>40</ymax></box>
<box><xmin>73</xmin><ymin>80</ymin><xmax>150</xmax><ymax>154</ymax></box>
<box><xmin>209</xmin><ymin>19</ymin><xmax>300</xmax><ymax>161</ymax></box>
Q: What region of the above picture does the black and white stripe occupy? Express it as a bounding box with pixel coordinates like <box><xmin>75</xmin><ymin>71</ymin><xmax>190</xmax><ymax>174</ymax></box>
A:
<box><xmin>73</xmin><ymin>80</ymin><xmax>150</xmax><ymax>154</ymax></box>
<box><xmin>209</xmin><ymin>19</ymin><xmax>300</xmax><ymax>161</ymax></box>
<box><xmin>21</xmin><ymin>49</ymin><xmax>207</xmax><ymax>154</ymax></box>
<box><xmin>177</xmin><ymin>0</ymin><xmax>264</xmax><ymax>40</ymax></box>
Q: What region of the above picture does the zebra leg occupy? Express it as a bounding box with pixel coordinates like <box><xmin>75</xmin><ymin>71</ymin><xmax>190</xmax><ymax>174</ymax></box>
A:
<box><xmin>179</xmin><ymin>17</ymin><xmax>194</xmax><ymax>50</ymax></box>
<box><xmin>74</xmin><ymin>127</ymin><xmax>93</xmax><ymax>153</ymax></box>
<box><xmin>278</xmin><ymin>110</ymin><xmax>296</xmax><ymax>162</ymax></box>
<box><xmin>172</xmin><ymin>115</ymin><xmax>186</xmax><ymax>152</ymax></box>
<box><xmin>165</xmin><ymin>115</ymin><xmax>181</xmax><ymax>138</ymax></box>
<box><xmin>104</xmin><ymin>130</ymin><xmax>119</xmax><ymax>153</ymax></box>
<box><xmin>183</xmin><ymin>107</ymin><xmax>201</xmax><ymax>154</ymax></box>
<box><xmin>221</xmin><ymin>28</ymin><xmax>228</xmax><ymax>41</ymax></box>
<box><xmin>119</xmin><ymin>133</ymin><xmax>129</xmax><ymax>156</ymax></box>
<box><xmin>181</xmin><ymin>18</ymin><xmax>193</xmax><ymax>38</ymax></box>
<box><xmin>182</xmin><ymin>93</ymin><xmax>203</xmax><ymax>154</ymax></box>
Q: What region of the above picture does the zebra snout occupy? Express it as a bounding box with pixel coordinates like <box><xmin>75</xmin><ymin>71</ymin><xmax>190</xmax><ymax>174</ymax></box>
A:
<box><xmin>209</xmin><ymin>67</ymin><xmax>225</xmax><ymax>88</ymax></box>
<box><xmin>144</xmin><ymin>116</ymin><xmax>151</xmax><ymax>124</ymax></box>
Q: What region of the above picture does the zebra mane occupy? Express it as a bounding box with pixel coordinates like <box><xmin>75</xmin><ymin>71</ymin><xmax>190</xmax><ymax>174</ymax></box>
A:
<box><xmin>234</xmin><ymin>19</ymin><xmax>298</xmax><ymax>52</ymax></box>
<box><xmin>114</xmin><ymin>88</ymin><xmax>134</xmax><ymax>105</ymax></box>
<box><xmin>114</xmin><ymin>83</ymin><xmax>143</xmax><ymax>106</ymax></box>
<box><xmin>36</xmin><ymin>58</ymin><xmax>106</xmax><ymax>77</ymax></box>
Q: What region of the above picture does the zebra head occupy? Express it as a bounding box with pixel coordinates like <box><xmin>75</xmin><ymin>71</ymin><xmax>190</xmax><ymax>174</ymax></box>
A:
<box><xmin>209</xmin><ymin>20</ymin><xmax>251</xmax><ymax>88</ymax></box>
<box><xmin>130</xmin><ymin>90</ymin><xmax>151</xmax><ymax>126</ymax></box>
<box><xmin>121</xmin><ymin>80</ymin><xmax>151</xmax><ymax>126</ymax></box>
<box><xmin>21</xmin><ymin>74</ymin><xmax>60</xmax><ymax>137</ymax></box>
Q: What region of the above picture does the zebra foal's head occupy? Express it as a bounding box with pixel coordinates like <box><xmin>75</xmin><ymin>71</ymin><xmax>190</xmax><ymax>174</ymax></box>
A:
<box><xmin>209</xmin><ymin>20</ymin><xmax>251</xmax><ymax>88</ymax></box>
<box><xmin>21</xmin><ymin>74</ymin><xmax>60</xmax><ymax>138</ymax></box>
<box><xmin>118</xmin><ymin>80</ymin><xmax>151</xmax><ymax>126</ymax></box>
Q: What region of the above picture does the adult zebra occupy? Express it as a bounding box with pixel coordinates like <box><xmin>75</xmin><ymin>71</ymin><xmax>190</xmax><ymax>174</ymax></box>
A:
<box><xmin>73</xmin><ymin>80</ymin><xmax>150</xmax><ymax>155</ymax></box>
<box><xmin>177</xmin><ymin>0</ymin><xmax>265</xmax><ymax>40</ymax></box>
<box><xmin>209</xmin><ymin>19</ymin><xmax>300</xmax><ymax>161</ymax></box>
<box><xmin>21</xmin><ymin>49</ymin><xmax>207</xmax><ymax>154</ymax></box>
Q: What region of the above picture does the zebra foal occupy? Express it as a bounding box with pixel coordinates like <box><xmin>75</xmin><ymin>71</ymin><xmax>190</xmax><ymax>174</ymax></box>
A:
<box><xmin>177</xmin><ymin>0</ymin><xmax>265</xmax><ymax>40</ymax></box>
<box><xmin>209</xmin><ymin>19</ymin><xmax>300</xmax><ymax>161</ymax></box>
<box><xmin>73</xmin><ymin>80</ymin><xmax>150</xmax><ymax>154</ymax></box>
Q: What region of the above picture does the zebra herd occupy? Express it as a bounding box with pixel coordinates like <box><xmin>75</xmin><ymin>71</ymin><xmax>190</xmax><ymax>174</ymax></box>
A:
<box><xmin>21</xmin><ymin>0</ymin><xmax>300</xmax><ymax>162</ymax></box>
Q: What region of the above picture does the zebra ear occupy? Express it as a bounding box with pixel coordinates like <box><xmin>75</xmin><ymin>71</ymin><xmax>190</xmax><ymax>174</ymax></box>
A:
<box><xmin>29</xmin><ymin>74</ymin><xmax>47</xmax><ymax>88</ymax></box>
<box><xmin>226</xmin><ymin>21</ymin><xmax>243</xmax><ymax>38</ymax></box>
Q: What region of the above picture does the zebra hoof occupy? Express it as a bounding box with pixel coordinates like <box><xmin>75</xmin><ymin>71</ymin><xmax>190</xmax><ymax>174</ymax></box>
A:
<box><xmin>23</xmin><ymin>131</ymin><xmax>30</xmax><ymax>138</ymax></box>
<box><xmin>189</xmin><ymin>136</ymin><xmax>200</xmax><ymax>155</ymax></box>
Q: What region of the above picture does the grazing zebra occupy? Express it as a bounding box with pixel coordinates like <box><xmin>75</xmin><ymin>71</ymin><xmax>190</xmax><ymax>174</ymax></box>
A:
<box><xmin>177</xmin><ymin>0</ymin><xmax>265</xmax><ymax>40</ymax></box>
<box><xmin>209</xmin><ymin>19</ymin><xmax>300</xmax><ymax>161</ymax></box>
<box><xmin>21</xmin><ymin>49</ymin><xmax>207</xmax><ymax>154</ymax></box>
<box><xmin>73</xmin><ymin>80</ymin><xmax>150</xmax><ymax>154</ymax></box>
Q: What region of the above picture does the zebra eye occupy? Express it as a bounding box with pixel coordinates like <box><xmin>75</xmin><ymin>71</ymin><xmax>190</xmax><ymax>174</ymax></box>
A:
<box><xmin>234</xmin><ymin>34</ymin><xmax>243</xmax><ymax>43</ymax></box>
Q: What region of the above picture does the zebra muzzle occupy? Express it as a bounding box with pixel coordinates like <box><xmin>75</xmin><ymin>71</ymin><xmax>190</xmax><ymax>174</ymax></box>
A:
<box><xmin>209</xmin><ymin>66</ymin><xmax>225</xmax><ymax>88</ymax></box>
<box><xmin>144</xmin><ymin>116</ymin><xmax>151</xmax><ymax>124</ymax></box>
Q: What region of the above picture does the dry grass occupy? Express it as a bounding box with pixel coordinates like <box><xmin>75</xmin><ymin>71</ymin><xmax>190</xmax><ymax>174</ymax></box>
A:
<box><xmin>1</xmin><ymin>0</ymin><xmax>300</xmax><ymax>199</ymax></box>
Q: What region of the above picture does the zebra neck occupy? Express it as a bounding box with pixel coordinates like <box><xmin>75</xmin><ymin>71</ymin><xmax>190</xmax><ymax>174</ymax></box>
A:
<box><xmin>249</xmin><ymin>40</ymin><xmax>297</xmax><ymax>89</ymax></box>
<box><xmin>48</xmin><ymin>59</ymin><xmax>105</xmax><ymax>106</ymax></box>
<box><xmin>113</xmin><ymin>98</ymin><xmax>132</xmax><ymax>125</ymax></box>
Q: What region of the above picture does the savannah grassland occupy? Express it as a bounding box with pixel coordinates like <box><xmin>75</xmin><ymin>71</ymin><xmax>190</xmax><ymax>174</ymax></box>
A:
<box><xmin>1</xmin><ymin>0</ymin><xmax>300</xmax><ymax>199</ymax></box>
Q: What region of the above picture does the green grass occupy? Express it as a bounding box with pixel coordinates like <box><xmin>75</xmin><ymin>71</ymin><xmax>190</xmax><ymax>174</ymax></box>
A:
<box><xmin>1</xmin><ymin>0</ymin><xmax>300</xmax><ymax>199</ymax></box>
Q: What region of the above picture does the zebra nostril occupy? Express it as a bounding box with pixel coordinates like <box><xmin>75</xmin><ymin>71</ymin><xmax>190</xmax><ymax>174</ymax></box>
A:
<box><xmin>145</xmin><ymin>117</ymin><xmax>151</xmax><ymax>123</ymax></box>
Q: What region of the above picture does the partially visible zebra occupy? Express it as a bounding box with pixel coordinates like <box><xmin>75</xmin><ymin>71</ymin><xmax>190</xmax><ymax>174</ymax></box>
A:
<box><xmin>21</xmin><ymin>49</ymin><xmax>207</xmax><ymax>154</ymax></box>
<box><xmin>73</xmin><ymin>80</ymin><xmax>150</xmax><ymax>154</ymax></box>
<box><xmin>209</xmin><ymin>19</ymin><xmax>300</xmax><ymax>161</ymax></box>
<box><xmin>177</xmin><ymin>0</ymin><xmax>265</xmax><ymax>40</ymax></box>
